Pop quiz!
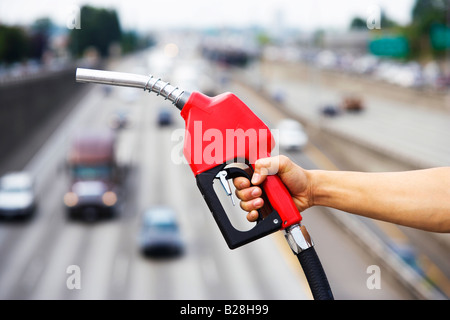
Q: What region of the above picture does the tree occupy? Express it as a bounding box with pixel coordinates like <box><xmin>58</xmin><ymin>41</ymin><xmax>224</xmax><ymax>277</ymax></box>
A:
<box><xmin>349</xmin><ymin>10</ymin><xmax>398</xmax><ymax>30</ymax></box>
<box><xmin>0</xmin><ymin>25</ymin><xmax>29</xmax><ymax>64</ymax></box>
<box><xmin>350</xmin><ymin>17</ymin><xmax>366</xmax><ymax>30</ymax></box>
<box><xmin>69</xmin><ymin>6</ymin><xmax>121</xmax><ymax>57</ymax></box>
<box><xmin>29</xmin><ymin>18</ymin><xmax>53</xmax><ymax>60</ymax></box>
<box><xmin>412</xmin><ymin>0</ymin><xmax>447</xmax><ymax>28</ymax></box>
<box><xmin>121</xmin><ymin>31</ymin><xmax>139</xmax><ymax>54</ymax></box>
<box><xmin>407</xmin><ymin>0</ymin><xmax>448</xmax><ymax>58</ymax></box>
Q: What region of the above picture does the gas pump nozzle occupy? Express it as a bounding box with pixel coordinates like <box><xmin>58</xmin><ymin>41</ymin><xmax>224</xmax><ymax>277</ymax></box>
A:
<box><xmin>76</xmin><ymin>67</ymin><xmax>303</xmax><ymax>249</ymax></box>
<box><xmin>76</xmin><ymin>67</ymin><xmax>333</xmax><ymax>300</ymax></box>
<box><xmin>76</xmin><ymin>68</ymin><xmax>190</xmax><ymax>109</ymax></box>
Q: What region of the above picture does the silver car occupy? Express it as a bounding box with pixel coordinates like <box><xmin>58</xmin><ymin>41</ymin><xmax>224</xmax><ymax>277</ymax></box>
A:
<box><xmin>276</xmin><ymin>119</ymin><xmax>308</xmax><ymax>152</ymax></box>
<box><xmin>139</xmin><ymin>206</ymin><xmax>184</xmax><ymax>258</ymax></box>
<box><xmin>0</xmin><ymin>172</ymin><xmax>36</xmax><ymax>219</ymax></box>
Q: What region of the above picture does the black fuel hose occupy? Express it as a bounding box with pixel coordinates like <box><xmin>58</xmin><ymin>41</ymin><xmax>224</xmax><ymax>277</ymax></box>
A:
<box><xmin>297</xmin><ymin>247</ymin><xmax>334</xmax><ymax>300</ymax></box>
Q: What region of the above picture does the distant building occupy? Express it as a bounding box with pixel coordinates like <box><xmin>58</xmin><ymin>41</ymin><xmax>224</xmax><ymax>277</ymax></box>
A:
<box><xmin>322</xmin><ymin>30</ymin><xmax>371</xmax><ymax>54</ymax></box>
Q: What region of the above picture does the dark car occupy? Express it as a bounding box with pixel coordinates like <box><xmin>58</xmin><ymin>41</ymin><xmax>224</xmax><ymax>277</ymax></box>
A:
<box><xmin>320</xmin><ymin>104</ymin><xmax>341</xmax><ymax>117</ymax></box>
<box><xmin>341</xmin><ymin>96</ymin><xmax>364</xmax><ymax>113</ymax></box>
<box><xmin>0</xmin><ymin>172</ymin><xmax>36</xmax><ymax>220</ymax></box>
<box><xmin>108</xmin><ymin>110</ymin><xmax>130</xmax><ymax>130</ymax></box>
<box><xmin>139</xmin><ymin>206</ymin><xmax>184</xmax><ymax>258</ymax></box>
<box><xmin>157</xmin><ymin>108</ymin><xmax>172</xmax><ymax>126</ymax></box>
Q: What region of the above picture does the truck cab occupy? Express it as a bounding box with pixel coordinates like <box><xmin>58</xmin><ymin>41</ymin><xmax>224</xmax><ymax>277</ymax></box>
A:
<box><xmin>64</xmin><ymin>129</ymin><xmax>120</xmax><ymax>221</ymax></box>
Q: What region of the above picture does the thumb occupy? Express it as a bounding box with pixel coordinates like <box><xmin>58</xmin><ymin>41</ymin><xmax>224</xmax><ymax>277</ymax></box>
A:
<box><xmin>251</xmin><ymin>156</ymin><xmax>281</xmax><ymax>185</ymax></box>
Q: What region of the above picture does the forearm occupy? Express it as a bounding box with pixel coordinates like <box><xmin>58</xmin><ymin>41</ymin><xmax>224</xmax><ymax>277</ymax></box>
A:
<box><xmin>309</xmin><ymin>168</ymin><xmax>450</xmax><ymax>233</ymax></box>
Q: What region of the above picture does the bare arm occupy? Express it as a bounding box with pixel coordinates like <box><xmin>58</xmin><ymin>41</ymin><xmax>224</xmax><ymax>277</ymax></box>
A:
<box><xmin>234</xmin><ymin>156</ymin><xmax>450</xmax><ymax>233</ymax></box>
<box><xmin>310</xmin><ymin>168</ymin><xmax>450</xmax><ymax>233</ymax></box>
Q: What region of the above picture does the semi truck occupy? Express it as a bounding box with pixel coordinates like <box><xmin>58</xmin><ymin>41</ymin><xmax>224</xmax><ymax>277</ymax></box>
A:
<box><xmin>64</xmin><ymin>129</ymin><xmax>120</xmax><ymax>221</ymax></box>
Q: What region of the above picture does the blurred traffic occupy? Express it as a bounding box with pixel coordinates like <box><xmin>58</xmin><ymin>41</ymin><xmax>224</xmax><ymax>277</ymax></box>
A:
<box><xmin>0</xmin><ymin>172</ymin><xmax>37</xmax><ymax>220</ymax></box>
<box><xmin>275</xmin><ymin>119</ymin><xmax>308</xmax><ymax>152</ymax></box>
<box><xmin>64</xmin><ymin>129</ymin><xmax>120</xmax><ymax>221</ymax></box>
<box><xmin>139</xmin><ymin>205</ymin><xmax>185</xmax><ymax>258</ymax></box>
<box><xmin>0</xmin><ymin>0</ymin><xmax>449</xmax><ymax>300</ymax></box>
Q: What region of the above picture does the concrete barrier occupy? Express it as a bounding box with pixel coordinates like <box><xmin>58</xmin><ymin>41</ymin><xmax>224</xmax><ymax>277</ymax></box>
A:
<box><xmin>0</xmin><ymin>67</ymin><xmax>83</xmax><ymax>167</ymax></box>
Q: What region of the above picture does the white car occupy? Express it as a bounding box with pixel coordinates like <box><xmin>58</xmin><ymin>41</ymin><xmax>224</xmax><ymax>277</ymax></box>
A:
<box><xmin>0</xmin><ymin>172</ymin><xmax>36</xmax><ymax>219</ymax></box>
<box><xmin>276</xmin><ymin>119</ymin><xmax>308</xmax><ymax>152</ymax></box>
<box><xmin>139</xmin><ymin>206</ymin><xmax>184</xmax><ymax>258</ymax></box>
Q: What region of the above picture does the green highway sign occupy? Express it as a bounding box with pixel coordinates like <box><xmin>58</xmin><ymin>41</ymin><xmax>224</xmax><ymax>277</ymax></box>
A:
<box><xmin>431</xmin><ymin>24</ymin><xmax>450</xmax><ymax>50</ymax></box>
<box><xmin>369</xmin><ymin>36</ymin><xmax>409</xmax><ymax>58</ymax></box>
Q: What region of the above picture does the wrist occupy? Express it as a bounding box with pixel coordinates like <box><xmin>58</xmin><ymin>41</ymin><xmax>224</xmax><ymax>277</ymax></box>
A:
<box><xmin>309</xmin><ymin>169</ymin><xmax>364</xmax><ymax>213</ymax></box>
<box><xmin>307</xmin><ymin>170</ymin><xmax>320</xmax><ymax>207</ymax></box>
<box><xmin>308</xmin><ymin>169</ymin><xmax>335</xmax><ymax>208</ymax></box>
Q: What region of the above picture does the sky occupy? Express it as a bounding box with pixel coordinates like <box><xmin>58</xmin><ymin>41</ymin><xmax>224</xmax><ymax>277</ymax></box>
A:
<box><xmin>0</xmin><ymin>0</ymin><xmax>415</xmax><ymax>32</ymax></box>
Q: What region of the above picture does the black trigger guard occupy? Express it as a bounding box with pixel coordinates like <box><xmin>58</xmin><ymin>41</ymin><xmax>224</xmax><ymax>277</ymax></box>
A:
<box><xmin>196</xmin><ymin>163</ymin><xmax>282</xmax><ymax>249</ymax></box>
<box><xmin>222</xmin><ymin>166</ymin><xmax>263</xmax><ymax>223</ymax></box>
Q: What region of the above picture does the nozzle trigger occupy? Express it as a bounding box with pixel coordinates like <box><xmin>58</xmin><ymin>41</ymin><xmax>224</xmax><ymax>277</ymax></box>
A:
<box><xmin>197</xmin><ymin>164</ymin><xmax>282</xmax><ymax>249</ymax></box>
<box><xmin>216</xmin><ymin>170</ymin><xmax>236</xmax><ymax>206</ymax></box>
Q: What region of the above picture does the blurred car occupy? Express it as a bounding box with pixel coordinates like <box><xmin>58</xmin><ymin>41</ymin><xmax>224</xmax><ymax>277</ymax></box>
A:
<box><xmin>320</xmin><ymin>104</ymin><xmax>341</xmax><ymax>117</ymax></box>
<box><xmin>315</xmin><ymin>50</ymin><xmax>338</xmax><ymax>69</ymax></box>
<box><xmin>0</xmin><ymin>172</ymin><xmax>36</xmax><ymax>219</ymax></box>
<box><xmin>139</xmin><ymin>206</ymin><xmax>184</xmax><ymax>258</ymax></box>
<box><xmin>108</xmin><ymin>110</ymin><xmax>130</xmax><ymax>130</ymax></box>
<box><xmin>276</xmin><ymin>119</ymin><xmax>308</xmax><ymax>152</ymax></box>
<box><xmin>157</xmin><ymin>107</ymin><xmax>172</xmax><ymax>126</ymax></box>
<box><xmin>341</xmin><ymin>96</ymin><xmax>364</xmax><ymax>112</ymax></box>
<box><xmin>436</xmin><ymin>75</ymin><xmax>450</xmax><ymax>90</ymax></box>
<box><xmin>351</xmin><ymin>55</ymin><xmax>379</xmax><ymax>75</ymax></box>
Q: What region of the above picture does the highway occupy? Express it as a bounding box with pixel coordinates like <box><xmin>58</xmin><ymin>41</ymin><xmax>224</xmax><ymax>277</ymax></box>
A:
<box><xmin>0</xmin><ymin>46</ymin><xmax>444</xmax><ymax>300</ymax></box>
<box><xmin>242</xmin><ymin>58</ymin><xmax>450</xmax><ymax>299</ymax></box>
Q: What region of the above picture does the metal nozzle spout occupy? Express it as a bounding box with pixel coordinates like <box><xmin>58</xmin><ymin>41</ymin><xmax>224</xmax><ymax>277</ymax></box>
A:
<box><xmin>75</xmin><ymin>68</ymin><xmax>190</xmax><ymax>110</ymax></box>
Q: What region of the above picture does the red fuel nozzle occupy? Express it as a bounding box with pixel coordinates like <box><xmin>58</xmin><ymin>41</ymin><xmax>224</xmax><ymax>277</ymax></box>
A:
<box><xmin>76</xmin><ymin>68</ymin><xmax>302</xmax><ymax>248</ymax></box>
<box><xmin>75</xmin><ymin>67</ymin><xmax>334</xmax><ymax>299</ymax></box>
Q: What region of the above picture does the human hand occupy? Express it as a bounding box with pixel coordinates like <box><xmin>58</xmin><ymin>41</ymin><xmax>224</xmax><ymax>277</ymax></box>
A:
<box><xmin>233</xmin><ymin>155</ymin><xmax>313</xmax><ymax>222</ymax></box>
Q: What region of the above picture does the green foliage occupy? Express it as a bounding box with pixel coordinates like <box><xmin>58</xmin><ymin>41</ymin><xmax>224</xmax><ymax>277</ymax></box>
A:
<box><xmin>348</xmin><ymin>0</ymin><xmax>448</xmax><ymax>60</ymax></box>
<box><xmin>404</xmin><ymin>0</ymin><xmax>448</xmax><ymax>58</ymax></box>
<box><xmin>69</xmin><ymin>5</ymin><xmax>122</xmax><ymax>57</ymax></box>
<box><xmin>350</xmin><ymin>17</ymin><xmax>367</xmax><ymax>30</ymax></box>
<box><xmin>0</xmin><ymin>17</ymin><xmax>55</xmax><ymax>64</ymax></box>
<box><xmin>121</xmin><ymin>31</ymin><xmax>139</xmax><ymax>54</ymax></box>
<box><xmin>0</xmin><ymin>25</ymin><xmax>29</xmax><ymax>64</ymax></box>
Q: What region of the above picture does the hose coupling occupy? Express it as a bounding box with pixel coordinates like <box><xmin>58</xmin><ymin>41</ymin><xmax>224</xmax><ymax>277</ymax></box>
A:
<box><xmin>285</xmin><ymin>224</ymin><xmax>314</xmax><ymax>254</ymax></box>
